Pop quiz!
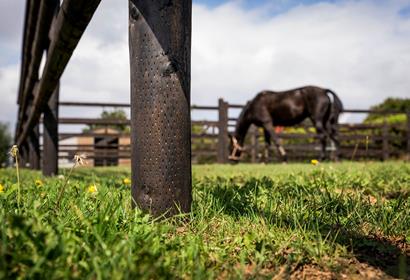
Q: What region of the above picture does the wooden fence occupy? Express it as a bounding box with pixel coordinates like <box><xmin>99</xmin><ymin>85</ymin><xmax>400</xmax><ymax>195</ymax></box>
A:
<box><xmin>47</xmin><ymin>100</ymin><xmax>410</xmax><ymax>165</ymax></box>
<box><xmin>15</xmin><ymin>0</ymin><xmax>195</xmax><ymax>215</ymax></box>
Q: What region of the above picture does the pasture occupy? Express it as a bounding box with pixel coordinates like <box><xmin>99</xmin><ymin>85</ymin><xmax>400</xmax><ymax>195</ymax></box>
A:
<box><xmin>0</xmin><ymin>162</ymin><xmax>409</xmax><ymax>279</ymax></box>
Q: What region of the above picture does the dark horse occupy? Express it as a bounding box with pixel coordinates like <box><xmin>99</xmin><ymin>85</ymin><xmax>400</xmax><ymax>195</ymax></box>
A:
<box><xmin>229</xmin><ymin>86</ymin><xmax>343</xmax><ymax>162</ymax></box>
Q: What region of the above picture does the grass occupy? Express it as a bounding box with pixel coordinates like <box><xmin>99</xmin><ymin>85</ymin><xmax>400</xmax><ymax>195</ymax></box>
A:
<box><xmin>0</xmin><ymin>162</ymin><xmax>409</xmax><ymax>279</ymax></box>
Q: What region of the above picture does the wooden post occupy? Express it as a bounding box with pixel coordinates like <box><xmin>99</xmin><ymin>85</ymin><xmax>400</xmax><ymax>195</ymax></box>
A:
<box><xmin>217</xmin><ymin>98</ymin><xmax>229</xmax><ymax>163</ymax></box>
<box><xmin>28</xmin><ymin>124</ymin><xmax>40</xmax><ymax>170</ymax></box>
<box><xmin>20</xmin><ymin>143</ymin><xmax>29</xmax><ymax>168</ymax></box>
<box><xmin>129</xmin><ymin>0</ymin><xmax>192</xmax><ymax>216</ymax></box>
<box><xmin>43</xmin><ymin>85</ymin><xmax>59</xmax><ymax>176</ymax></box>
<box><xmin>382</xmin><ymin>117</ymin><xmax>389</xmax><ymax>161</ymax></box>
<box><xmin>16</xmin><ymin>0</ymin><xmax>102</xmax><ymax>148</ymax></box>
<box><xmin>250</xmin><ymin>126</ymin><xmax>258</xmax><ymax>163</ymax></box>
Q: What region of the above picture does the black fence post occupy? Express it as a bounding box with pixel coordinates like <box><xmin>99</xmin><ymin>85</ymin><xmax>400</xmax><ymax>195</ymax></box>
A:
<box><xmin>20</xmin><ymin>143</ymin><xmax>29</xmax><ymax>168</ymax></box>
<box><xmin>217</xmin><ymin>98</ymin><xmax>228</xmax><ymax>163</ymax></box>
<box><xmin>43</xmin><ymin>85</ymin><xmax>59</xmax><ymax>176</ymax></box>
<box><xmin>28</xmin><ymin>124</ymin><xmax>40</xmax><ymax>170</ymax></box>
<box><xmin>129</xmin><ymin>0</ymin><xmax>192</xmax><ymax>216</ymax></box>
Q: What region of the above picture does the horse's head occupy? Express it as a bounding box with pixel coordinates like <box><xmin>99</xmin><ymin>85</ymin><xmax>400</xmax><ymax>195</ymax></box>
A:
<box><xmin>228</xmin><ymin>134</ymin><xmax>244</xmax><ymax>163</ymax></box>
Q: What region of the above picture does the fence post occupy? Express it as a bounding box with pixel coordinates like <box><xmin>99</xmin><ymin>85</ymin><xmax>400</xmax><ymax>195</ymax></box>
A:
<box><xmin>28</xmin><ymin>124</ymin><xmax>40</xmax><ymax>170</ymax></box>
<box><xmin>129</xmin><ymin>0</ymin><xmax>192</xmax><ymax>216</ymax></box>
<box><xmin>20</xmin><ymin>143</ymin><xmax>29</xmax><ymax>168</ymax></box>
<box><xmin>250</xmin><ymin>126</ymin><xmax>258</xmax><ymax>163</ymax></box>
<box><xmin>43</xmin><ymin>85</ymin><xmax>59</xmax><ymax>176</ymax></box>
<box><xmin>218</xmin><ymin>98</ymin><xmax>229</xmax><ymax>163</ymax></box>
<box><xmin>382</xmin><ymin>117</ymin><xmax>389</xmax><ymax>161</ymax></box>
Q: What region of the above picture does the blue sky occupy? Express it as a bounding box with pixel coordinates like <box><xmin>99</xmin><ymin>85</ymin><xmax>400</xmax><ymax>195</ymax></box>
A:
<box><xmin>196</xmin><ymin>0</ymin><xmax>410</xmax><ymax>18</ymax></box>
<box><xmin>194</xmin><ymin>0</ymin><xmax>337</xmax><ymax>9</ymax></box>
<box><xmin>194</xmin><ymin>0</ymin><xmax>342</xmax><ymax>16</ymax></box>
<box><xmin>195</xmin><ymin>0</ymin><xmax>270</xmax><ymax>8</ymax></box>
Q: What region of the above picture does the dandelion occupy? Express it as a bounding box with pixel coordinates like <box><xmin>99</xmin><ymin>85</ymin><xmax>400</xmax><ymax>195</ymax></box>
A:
<box><xmin>56</xmin><ymin>153</ymin><xmax>88</xmax><ymax>209</ymax></box>
<box><xmin>311</xmin><ymin>159</ymin><xmax>319</xmax><ymax>166</ymax></box>
<box><xmin>9</xmin><ymin>145</ymin><xmax>21</xmax><ymax>210</ymax></box>
<box><xmin>0</xmin><ymin>184</ymin><xmax>4</xmax><ymax>193</ymax></box>
<box><xmin>9</xmin><ymin>145</ymin><xmax>19</xmax><ymax>158</ymax></box>
<box><xmin>87</xmin><ymin>184</ymin><xmax>98</xmax><ymax>194</ymax></box>
<box><xmin>74</xmin><ymin>154</ymin><xmax>88</xmax><ymax>167</ymax></box>
<box><xmin>123</xmin><ymin>178</ymin><xmax>131</xmax><ymax>185</ymax></box>
<box><xmin>35</xmin><ymin>179</ymin><xmax>43</xmax><ymax>188</ymax></box>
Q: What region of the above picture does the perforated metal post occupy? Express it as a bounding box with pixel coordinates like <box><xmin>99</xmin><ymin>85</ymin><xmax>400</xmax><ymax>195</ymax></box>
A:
<box><xmin>129</xmin><ymin>0</ymin><xmax>192</xmax><ymax>216</ymax></box>
<box><xmin>43</xmin><ymin>85</ymin><xmax>59</xmax><ymax>176</ymax></box>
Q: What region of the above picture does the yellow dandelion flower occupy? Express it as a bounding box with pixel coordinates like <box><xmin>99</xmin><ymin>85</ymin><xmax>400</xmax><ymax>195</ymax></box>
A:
<box><xmin>35</xmin><ymin>179</ymin><xmax>43</xmax><ymax>187</ymax></box>
<box><xmin>123</xmin><ymin>178</ymin><xmax>131</xmax><ymax>185</ymax></box>
<box><xmin>0</xmin><ymin>184</ymin><xmax>4</xmax><ymax>193</ymax></box>
<box><xmin>311</xmin><ymin>159</ymin><xmax>319</xmax><ymax>166</ymax></box>
<box><xmin>87</xmin><ymin>185</ymin><xmax>98</xmax><ymax>194</ymax></box>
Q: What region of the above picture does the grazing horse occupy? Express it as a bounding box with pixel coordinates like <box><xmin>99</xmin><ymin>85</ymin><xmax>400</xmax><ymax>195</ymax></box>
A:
<box><xmin>229</xmin><ymin>86</ymin><xmax>343</xmax><ymax>162</ymax></box>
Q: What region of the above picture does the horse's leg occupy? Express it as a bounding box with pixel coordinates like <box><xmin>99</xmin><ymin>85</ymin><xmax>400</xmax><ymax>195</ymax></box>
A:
<box><xmin>314</xmin><ymin>120</ymin><xmax>328</xmax><ymax>161</ymax></box>
<box><xmin>262</xmin><ymin>121</ymin><xmax>287</xmax><ymax>162</ymax></box>
<box><xmin>311</xmin><ymin>99</ymin><xmax>331</xmax><ymax>161</ymax></box>
<box><xmin>328</xmin><ymin>122</ymin><xmax>340</xmax><ymax>161</ymax></box>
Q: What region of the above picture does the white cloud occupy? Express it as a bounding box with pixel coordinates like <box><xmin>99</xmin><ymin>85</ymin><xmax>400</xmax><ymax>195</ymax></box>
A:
<box><xmin>1</xmin><ymin>0</ymin><xmax>410</xmax><ymax>132</ymax></box>
<box><xmin>192</xmin><ymin>0</ymin><xmax>410</xmax><ymax>113</ymax></box>
<box><xmin>0</xmin><ymin>64</ymin><xmax>19</xmax><ymax>133</ymax></box>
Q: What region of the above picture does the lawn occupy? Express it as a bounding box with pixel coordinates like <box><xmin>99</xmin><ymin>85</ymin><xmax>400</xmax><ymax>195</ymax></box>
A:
<box><xmin>0</xmin><ymin>162</ymin><xmax>409</xmax><ymax>279</ymax></box>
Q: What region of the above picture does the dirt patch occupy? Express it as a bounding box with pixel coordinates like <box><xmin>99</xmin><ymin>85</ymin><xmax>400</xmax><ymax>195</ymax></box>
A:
<box><xmin>290</xmin><ymin>264</ymin><xmax>333</xmax><ymax>280</ymax></box>
<box><xmin>290</xmin><ymin>259</ymin><xmax>396</xmax><ymax>280</ymax></box>
<box><xmin>351</xmin><ymin>234</ymin><xmax>409</xmax><ymax>279</ymax></box>
<box><xmin>219</xmin><ymin>258</ymin><xmax>401</xmax><ymax>280</ymax></box>
<box><xmin>384</xmin><ymin>190</ymin><xmax>410</xmax><ymax>200</ymax></box>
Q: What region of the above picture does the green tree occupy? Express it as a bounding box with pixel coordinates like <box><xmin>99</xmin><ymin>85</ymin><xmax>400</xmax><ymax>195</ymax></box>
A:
<box><xmin>365</xmin><ymin>98</ymin><xmax>410</xmax><ymax>123</ymax></box>
<box><xmin>0</xmin><ymin>122</ymin><xmax>12</xmax><ymax>166</ymax></box>
<box><xmin>363</xmin><ymin>98</ymin><xmax>409</xmax><ymax>155</ymax></box>
<box><xmin>84</xmin><ymin>109</ymin><xmax>129</xmax><ymax>133</ymax></box>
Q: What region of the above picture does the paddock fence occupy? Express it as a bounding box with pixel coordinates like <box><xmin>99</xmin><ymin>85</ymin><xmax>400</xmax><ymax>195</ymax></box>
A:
<box><xmin>34</xmin><ymin>99</ymin><xmax>410</xmax><ymax>166</ymax></box>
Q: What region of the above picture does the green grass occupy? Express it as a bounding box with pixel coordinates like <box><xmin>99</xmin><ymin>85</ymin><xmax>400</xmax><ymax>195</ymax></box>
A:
<box><xmin>0</xmin><ymin>162</ymin><xmax>409</xmax><ymax>279</ymax></box>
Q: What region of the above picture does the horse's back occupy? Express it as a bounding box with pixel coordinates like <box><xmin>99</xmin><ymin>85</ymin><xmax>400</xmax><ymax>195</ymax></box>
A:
<box><xmin>248</xmin><ymin>86</ymin><xmax>332</xmax><ymax>126</ymax></box>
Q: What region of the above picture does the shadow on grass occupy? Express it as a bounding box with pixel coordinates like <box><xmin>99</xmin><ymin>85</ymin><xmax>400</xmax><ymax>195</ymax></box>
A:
<box><xmin>205</xmin><ymin>178</ymin><xmax>409</xmax><ymax>279</ymax></box>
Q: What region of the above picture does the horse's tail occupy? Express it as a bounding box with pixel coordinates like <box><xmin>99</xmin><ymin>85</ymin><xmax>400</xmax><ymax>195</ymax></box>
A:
<box><xmin>326</xmin><ymin>89</ymin><xmax>343</xmax><ymax>124</ymax></box>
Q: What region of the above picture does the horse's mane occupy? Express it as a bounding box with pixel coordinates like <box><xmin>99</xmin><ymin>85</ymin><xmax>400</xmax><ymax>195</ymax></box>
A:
<box><xmin>237</xmin><ymin>100</ymin><xmax>252</xmax><ymax>126</ymax></box>
<box><xmin>234</xmin><ymin>100</ymin><xmax>253</xmax><ymax>141</ymax></box>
